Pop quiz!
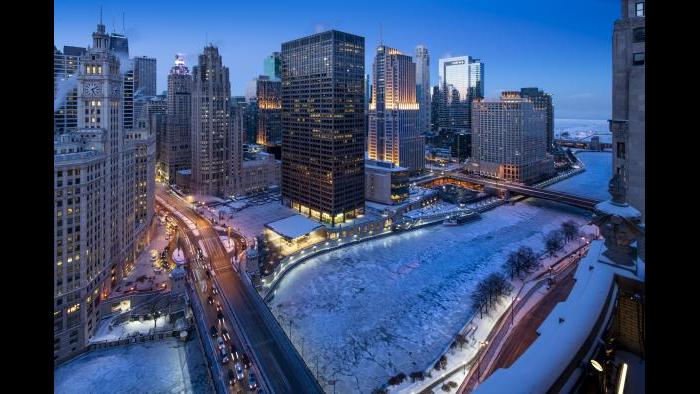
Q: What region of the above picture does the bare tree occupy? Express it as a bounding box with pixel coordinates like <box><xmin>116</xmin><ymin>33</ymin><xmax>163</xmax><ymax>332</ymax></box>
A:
<box><xmin>502</xmin><ymin>251</ymin><xmax>521</xmax><ymax>279</ymax></box>
<box><xmin>561</xmin><ymin>220</ymin><xmax>578</xmax><ymax>242</ymax></box>
<box><xmin>545</xmin><ymin>230</ymin><xmax>564</xmax><ymax>257</ymax></box>
<box><xmin>518</xmin><ymin>246</ymin><xmax>539</xmax><ymax>274</ymax></box>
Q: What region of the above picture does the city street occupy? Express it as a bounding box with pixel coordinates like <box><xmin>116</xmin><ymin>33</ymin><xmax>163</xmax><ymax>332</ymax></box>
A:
<box><xmin>157</xmin><ymin>185</ymin><xmax>322</xmax><ymax>394</ymax></box>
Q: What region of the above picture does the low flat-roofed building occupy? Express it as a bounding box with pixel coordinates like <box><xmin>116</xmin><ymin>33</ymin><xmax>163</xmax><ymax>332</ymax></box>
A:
<box><xmin>241</xmin><ymin>151</ymin><xmax>280</xmax><ymax>195</ymax></box>
<box><xmin>365</xmin><ymin>159</ymin><xmax>409</xmax><ymax>205</ymax></box>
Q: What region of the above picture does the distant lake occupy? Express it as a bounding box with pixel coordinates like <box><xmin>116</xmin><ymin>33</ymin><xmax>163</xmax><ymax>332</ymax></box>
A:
<box><xmin>555</xmin><ymin>118</ymin><xmax>611</xmax><ymax>143</ymax></box>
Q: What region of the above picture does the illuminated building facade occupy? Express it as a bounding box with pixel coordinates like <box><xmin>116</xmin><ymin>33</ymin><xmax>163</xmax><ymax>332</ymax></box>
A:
<box><xmin>368</xmin><ymin>45</ymin><xmax>424</xmax><ymax>172</ymax></box>
<box><xmin>469</xmin><ymin>92</ymin><xmax>553</xmax><ymax>184</ymax></box>
<box><xmin>281</xmin><ymin>30</ymin><xmax>365</xmax><ymax>226</ymax></box>
<box><xmin>191</xmin><ymin>45</ymin><xmax>239</xmax><ymax>196</ymax></box>
<box><xmin>54</xmin><ymin>46</ymin><xmax>87</xmax><ymax>135</ymax></box>
<box><xmin>254</xmin><ymin>76</ymin><xmax>282</xmax><ymax>146</ymax></box>
<box><xmin>54</xmin><ymin>22</ymin><xmax>155</xmax><ymax>363</ymax></box>
<box><xmin>365</xmin><ymin>159</ymin><xmax>409</xmax><ymax>205</ymax></box>
<box><xmin>263</xmin><ymin>51</ymin><xmax>282</xmax><ymax>80</ymax></box>
<box><xmin>161</xmin><ymin>54</ymin><xmax>192</xmax><ymax>183</ymax></box>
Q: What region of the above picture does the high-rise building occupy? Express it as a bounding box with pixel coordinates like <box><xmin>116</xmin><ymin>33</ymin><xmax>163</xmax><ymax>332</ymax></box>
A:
<box><xmin>430</xmin><ymin>85</ymin><xmax>441</xmax><ymax>133</ymax></box>
<box><xmin>415</xmin><ymin>45</ymin><xmax>431</xmax><ymax>134</ymax></box>
<box><xmin>159</xmin><ymin>54</ymin><xmax>193</xmax><ymax>183</ymax></box>
<box><xmin>54</xmin><ymin>22</ymin><xmax>155</xmax><ymax>363</ymax></box>
<box><xmin>133</xmin><ymin>56</ymin><xmax>157</xmax><ymax>96</ymax></box>
<box><xmin>108</xmin><ymin>32</ymin><xmax>134</xmax><ymax>131</ymax></box>
<box><xmin>281</xmin><ymin>30</ymin><xmax>365</xmax><ymax>226</ymax></box>
<box><xmin>611</xmin><ymin>0</ymin><xmax>645</xmax><ymax>219</ymax></box>
<box><xmin>438</xmin><ymin>55</ymin><xmax>484</xmax><ymax>132</ymax></box>
<box><xmin>368</xmin><ymin>45</ymin><xmax>424</xmax><ymax>172</ymax></box>
<box><xmin>263</xmin><ymin>51</ymin><xmax>282</xmax><ymax>80</ymax></box>
<box><xmin>519</xmin><ymin>87</ymin><xmax>554</xmax><ymax>151</ymax></box>
<box><xmin>253</xmin><ymin>76</ymin><xmax>282</xmax><ymax>146</ymax></box>
<box><xmin>365</xmin><ymin>74</ymin><xmax>371</xmax><ymax>147</ymax></box>
<box><xmin>468</xmin><ymin>92</ymin><xmax>553</xmax><ymax>184</ymax></box>
<box><xmin>191</xmin><ymin>45</ymin><xmax>239</xmax><ymax>196</ymax></box>
<box><xmin>54</xmin><ymin>46</ymin><xmax>87</xmax><ymax>135</ymax></box>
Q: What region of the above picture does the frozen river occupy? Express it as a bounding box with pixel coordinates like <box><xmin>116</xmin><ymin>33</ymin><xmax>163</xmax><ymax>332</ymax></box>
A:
<box><xmin>54</xmin><ymin>337</ymin><xmax>214</xmax><ymax>394</ymax></box>
<box><xmin>269</xmin><ymin>150</ymin><xmax>611</xmax><ymax>393</ymax></box>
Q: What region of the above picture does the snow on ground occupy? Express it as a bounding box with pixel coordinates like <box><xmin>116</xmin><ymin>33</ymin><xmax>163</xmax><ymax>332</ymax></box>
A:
<box><xmin>90</xmin><ymin>315</ymin><xmax>174</xmax><ymax>343</ymax></box>
<box><xmin>209</xmin><ymin>200</ymin><xmax>295</xmax><ymax>242</ymax></box>
<box><xmin>269</xmin><ymin>202</ymin><xmax>590</xmax><ymax>393</ymax></box>
<box><xmin>54</xmin><ymin>338</ymin><xmax>214</xmax><ymax>394</ymax></box>
<box><xmin>268</xmin><ymin>152</ymin><xmax>609</xmax><ymax>393</ymax></box>
<box><xmin>219</xmin><ymin>236</ymin><xmax>236</xmax><ymax>253</ymax></box>
<box><xmin>547</xmin><ymin>151</ymin><xmax>612</xmax><ymax>201</ymax></box>
<box><xmin>403</xmin><ymin>201</ymin><xmax>462</xmax><ymax>219</ymax></box>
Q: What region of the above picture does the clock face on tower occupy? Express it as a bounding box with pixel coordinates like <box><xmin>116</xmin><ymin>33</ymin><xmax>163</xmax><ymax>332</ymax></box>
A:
<box><xmin>83</xmin><ymin>82</ymin><xmax>102</xmax><ymax>97</ymax></box>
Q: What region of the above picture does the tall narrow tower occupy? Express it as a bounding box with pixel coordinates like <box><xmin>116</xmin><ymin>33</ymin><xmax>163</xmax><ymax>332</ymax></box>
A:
<box><xmin>162</xmin><ymin>54</ymin><xmax>192</xmax><ymax>183</ymax></box>
<box><xmin>415</xmin><ymin>45</ymin><xmax>431</xmax><ymax>134</ymax></box>
<box><xmin>191</xmin><ymin>45</ymin><xmax>238</xmax><ymax>196</ymax></box>
<box><xmin>368</xmin><ymin>45</ymin><xmax>424</xmax><ymax>172</ymax></box>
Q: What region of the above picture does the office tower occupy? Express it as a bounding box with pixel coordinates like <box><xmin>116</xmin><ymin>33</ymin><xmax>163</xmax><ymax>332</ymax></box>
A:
<box><xmin>519</xmin><ymin>87</ymin><xmax>554</xmax><ymax>151</ymax></box>
<box><xmin>108</xmin><ymin>32</ymin><xmax>134</xmax><ymax>131</ymax></box>
<box><xmin>452</xmin><ymin>131</ymin><xmax>471</xmax><ymax>161</ymax></box>
<box><xmin>365</xmin><ymin>74</ymin><xmax>371</xmax><ymax>146</ymax></box>
<box><xmin>133</xmin><ymin>56</ymin><xmax>157</xmax><ymax>96</ymax></box>
<box><xmin>54</xmin><ymin>22</ymin><xmax>155</xmax><ymax>363</ymax></box>
<box><xmin>281</xmin><ymin>30</ymin><xmax>365</xmax><ymax>226</ymax></box>
<box><xmin>191</xmin><ymin>45</ymin><xmax>239</xmax><ymax>196</ymax></box>
<box><xmin>368</xmin><ymin>45</ymin><xmax>424</xmax><ymax>172</ymax></box>
<box><xmin>159</xmin><ymin>54</ymin><xmax>193</xmax><ymax>183</ymax></box>
<box><xmin>611</xmin><ymin>0</ymin><xmax>645</xmax><ymax>218</ymax></box>
<box><xmin>263</xmin><ymin>51</ymin><xmax>282</xmax><ymax>80</ymax></box>
<box><xmin>253</xmin><ymin>76</ymin><xmax>282</xmax><ymax>146</ymax></box>
<box><xmin>430</xmin><ymin>85</ymin><xmax>440</xmax><ymax>133</ymax></box>
<box><xmin>415</xmin><ymin>45</ymin><xmax>431</xmax><ymax>134</ymax></box>
<box><xmin>54</xmin><ymin>45</ymin><xmax>87</xmax><ymax>135</ymax></box>
<box><xmin>438</xmin><ymin>55</ymin><xmax>484</xmax><ymax>132</ymax></box>
<box><xmin>230</xmin><ymin>96</ymin><xmax>257</xmax><ymax>144</ymax></box>
<box><xmin>469</xmin><ymin>92</ymin><xmax>553</xmax><ymax>184</ymax></box>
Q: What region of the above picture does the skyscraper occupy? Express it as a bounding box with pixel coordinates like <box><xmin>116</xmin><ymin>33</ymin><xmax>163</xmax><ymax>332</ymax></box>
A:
<box><xmin>133</xmin><ymin>56</ymin><xmax>157</xmax><ymax>96</ymax></box>
<box><xmin>469</xmin><ymin>92</ymin><xmax>553</xmax><ymax>184</ymax></box>
<box><xmin>438</xmin><ymin>55</ymin><xmax>484</xmax><ymax>132</ymax></box>
<box><xmin>54</xmin><ymin>45</ymin><xmax>87</xmax><ymax>135</ymax></box>
<box><xmin>415</xmin><ymin>45</ymin><xmax>431</xmax><ymax>134</ymax></box>
<box><xmin>368</xmin><ymin>45</ymin><xmax>424</xmax><ymax>172</ymax></box>
<box><xmin>108</xmin><ymin>32</ymin><xmax>134</xmax><ymax>130</ymax></box>
<box><xmin>54</xmin><ymin>22</ymin><xmax>155</xmax><ymax>363</ymax></box>
<box><xmin>519</xmin><ymin>87</ymin><xmax>554</xmax><ymax>151</ymax></box>
<box><xmin>281</xmin><ymin>30</ymin><xmax>365</xmax><ymax>226</ymax></box>
<box><xmin>263</xmin><ymin>51</ymin><xmax>282</xmax><ymax>80</ymax></box>
<box><xmin>191</xmin><ymin>45</ymin><xmax>239</xmax><ymax>196</ymax></box>
<box><xmin>160</xmin><ymin>54</ymin><xmax>192</xmax><ymax>183</ymax></box>
<box><xmin>611</xmin><ymin>0</ymin><xmax>645</xmax><ymax>218</ymax></box>
<box><xmin>254</xmin><ymin>76</ymin><xmax>282</xmax><ymax>146</ymax></box>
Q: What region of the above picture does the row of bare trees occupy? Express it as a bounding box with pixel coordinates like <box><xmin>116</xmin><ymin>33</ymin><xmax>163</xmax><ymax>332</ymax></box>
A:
<box><xmin>470</xmin><ymin>272</ymin><xmax>514</xmax><ymax>319</ymax></box>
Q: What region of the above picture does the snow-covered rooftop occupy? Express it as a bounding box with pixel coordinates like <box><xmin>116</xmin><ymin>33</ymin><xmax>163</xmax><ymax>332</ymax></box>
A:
<box><xmin>265</xmin><ymin>214</ymin><xmax>322</xmax><ymax>240</ymax></box>
<box><xmin>476</xmin><ymin>240</ymin><xmax>643</xmax><ymax>394</ymax></box>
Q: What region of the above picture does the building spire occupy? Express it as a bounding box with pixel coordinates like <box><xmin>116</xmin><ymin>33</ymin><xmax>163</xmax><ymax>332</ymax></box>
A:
<box><xmin>99</xmin><ymin>5</ymin><xmax>103</xmax><ymax>25</ymax></box>
<box><xmin>122</xmin><ymin>12</ymin><xmax>125</xmax><ymax>34</ymax></box>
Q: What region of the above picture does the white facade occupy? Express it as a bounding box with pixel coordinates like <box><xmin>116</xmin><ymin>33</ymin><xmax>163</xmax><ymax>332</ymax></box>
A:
<box><xmin>54</xmin><ymin>23</ymin><xmax>156</xmax><ymax>363</ymax></box>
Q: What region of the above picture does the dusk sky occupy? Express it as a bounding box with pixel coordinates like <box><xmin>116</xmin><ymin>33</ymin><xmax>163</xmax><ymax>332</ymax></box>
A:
<box><xmin>55</xmin><ymin>0</ymin><xmax>618</xmax><ymax>119</ymax></box>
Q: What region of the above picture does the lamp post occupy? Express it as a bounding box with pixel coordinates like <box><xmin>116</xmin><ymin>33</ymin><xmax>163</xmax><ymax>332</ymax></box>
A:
<box><xmin>511</xmin><ymin>296</ymin><xmax>520</xmax><ymax>327</ymax></box>
<box><xmin>476</xmin><ymin>340</ymin><xmax>488</xmax><ymax>382</ymax></box>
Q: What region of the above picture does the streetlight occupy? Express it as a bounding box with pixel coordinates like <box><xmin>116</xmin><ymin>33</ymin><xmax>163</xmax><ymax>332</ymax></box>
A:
<box><xmin>476</xmin><ymin>340</ymin><xmax>488</xmax><ymax>382</ymax></box>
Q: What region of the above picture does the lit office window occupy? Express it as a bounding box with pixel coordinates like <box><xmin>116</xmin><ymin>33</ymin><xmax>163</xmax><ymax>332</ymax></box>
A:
<box><xmin>636</xmin><ymin>2</ymin><xmax>644</xmax><ymax>17</ymax></box>
<box><xmin>633</xmin><ymin>52</ymin><xmax>645</xmax><ymax>66</ymax></box>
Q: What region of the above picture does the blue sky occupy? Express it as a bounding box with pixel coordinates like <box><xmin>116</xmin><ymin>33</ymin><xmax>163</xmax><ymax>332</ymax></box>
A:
<box><xmin>55</xmin><ymin>0</ymin><xmax>618</xmax><ymax>119</ymax></box>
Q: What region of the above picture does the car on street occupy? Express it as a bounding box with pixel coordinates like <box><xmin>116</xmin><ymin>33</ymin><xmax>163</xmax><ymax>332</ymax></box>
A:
<box><xmin>248</xmin><ymin>372</ymin><xmax>258</xmax><ymax>390</ymax></box>
<box><xmin>210</xmin><ymin>325</ymin><xmax>218</xmax><ymax>337</ymax></box>
<box><xmin>216</xmin><ymin>303</ymin><xmax>223</xmax><ymax>313</ymax></box>
<box><xmin>217</xmin><ymin>311</ymin><xmax>224</xmax><ymax>322</ymax></box>
<box><xmin>212</xmin><ymin>286</ymin><xmax>218</xmax><ymax>295</ymax></box>
<box><xmin>227</xmin><ymin>369</ymin><xmax>236</xmax><ymax>385</ymax></box>
<box><xmin>205</xmin><ymin>269</ymin><xmax>211</xmax><ymax>278</ymax></box>
<box><xmin>221</xmin><ymin>328</ymin><xmax>231</xmax><ymax>342</ymax></box>
<box><xmin>219</xmin><ymin>348</ymin><xmax>229</xmax><ymax>364</ymax></box>
<box><xmin>234</xmin><ymin>362</ymin><xmax>244</xmax><ymax>381</ymax></box>
<box><xmin>241</xmin><ymin>353</ymin><xmax>251</xmax><ymax>369</ymax></box>
<box><xmin>216</xmin><ymin>336</ymin><xmax>226</xmax><ymax>350</ymax></box>
<box><xmin>207</xmin><ymin>295</ymin><xmax>214</xmax><ymax>305</ymax></box>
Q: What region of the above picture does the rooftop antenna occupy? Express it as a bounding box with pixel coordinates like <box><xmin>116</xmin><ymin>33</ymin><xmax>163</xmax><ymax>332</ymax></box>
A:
<box><xmin>112</xmin><ymin>16</ymin><xmax>116</xmax><ymax>33</ymax></box>
<box><xmin>122</xmin><ymin>12</ymin><xmax>125</xmax><ymax>34</ymax></box>
<box><xmin>379</xmin><ymin>23</ymin><xmax>383</xmax><ymax>46</ymax></box>
<box><xmin>99</xmin><ymin>5</ymin><xmax>103</xmax><ymax>25</ymax></box>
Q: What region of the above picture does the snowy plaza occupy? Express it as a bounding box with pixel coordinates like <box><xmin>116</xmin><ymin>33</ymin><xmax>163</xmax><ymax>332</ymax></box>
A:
<box><xmin>268</xmin><ymin>151</ymin><xmax>611</xmax><ymax>393</ymax></box>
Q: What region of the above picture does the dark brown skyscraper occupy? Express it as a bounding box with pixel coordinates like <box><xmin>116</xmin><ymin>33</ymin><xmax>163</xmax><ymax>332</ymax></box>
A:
<box><xmin>281</xmin><ymin>30</ymin><xmax>365</xmax><ymax>226</ymax></box>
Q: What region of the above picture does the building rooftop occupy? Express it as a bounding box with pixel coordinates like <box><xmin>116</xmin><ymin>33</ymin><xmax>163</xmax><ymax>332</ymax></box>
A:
<box><xmin>265</xmin><ymin>214</ymin><xmax>323</xmax><ymax>240</ymax></box>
